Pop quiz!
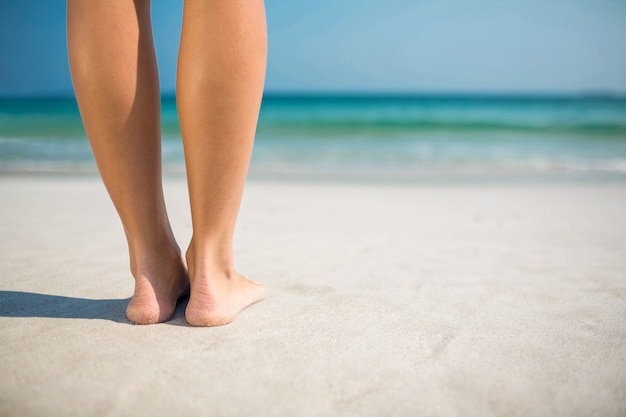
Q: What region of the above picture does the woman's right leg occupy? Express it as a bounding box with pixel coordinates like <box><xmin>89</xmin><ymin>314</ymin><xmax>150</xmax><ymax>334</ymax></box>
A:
<box><xmin>67</xmin><ymin>0</ymin><xmax>188</xmax><ymax>324</ymax></box>
<box><xmin>177</xmin><ymin>0</ymin><xmax>267</xmax><ymax>326</ymax></box>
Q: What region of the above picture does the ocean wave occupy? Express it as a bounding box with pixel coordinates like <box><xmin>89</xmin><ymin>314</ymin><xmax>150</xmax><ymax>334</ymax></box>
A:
<box><xmin>3</xmin><ymin>156</ymin><xmax>626</xmax><ymax>180</ymax></box>
<box><xmin>257</xmin><ymin>119</ymin><xmax>626</xmax><ymax>136</ymax></box>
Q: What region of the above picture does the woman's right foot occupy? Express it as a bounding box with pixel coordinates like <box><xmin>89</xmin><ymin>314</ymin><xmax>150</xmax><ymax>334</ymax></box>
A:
<box><xmin>185</xmin><ymin>245</ymin><xmax>265</xmax><ymax>327</ymax></box>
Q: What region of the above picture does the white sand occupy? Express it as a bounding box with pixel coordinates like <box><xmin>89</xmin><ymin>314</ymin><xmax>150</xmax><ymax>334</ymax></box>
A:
<box><xmin>0</xmin><ymin>176</ymin><xmax>625</xmax><ymax>416</ymax></box>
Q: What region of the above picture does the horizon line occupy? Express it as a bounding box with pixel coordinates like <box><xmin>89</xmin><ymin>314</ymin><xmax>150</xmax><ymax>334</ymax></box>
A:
<box><xmin>1</xmin><ymin>89</ymin><xmax>626</xmax><ymax>101</ymax></box>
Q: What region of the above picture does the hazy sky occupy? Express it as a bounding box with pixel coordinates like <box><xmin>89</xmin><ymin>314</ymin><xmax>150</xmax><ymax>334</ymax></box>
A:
<box><xmin>1</xmin><ymin>0</ymin><xmax>626</xmax><ymax>96</ymax></box>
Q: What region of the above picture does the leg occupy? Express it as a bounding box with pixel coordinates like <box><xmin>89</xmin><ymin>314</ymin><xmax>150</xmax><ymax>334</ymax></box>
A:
<box><xmin>67</xmin><ymin>0</ymin><xmax>188</xmax><ymax>324</ymax></box>
<box><xmin>177</xmin><ymin>0</ymin><xmax>267</xmax><ymax>326</ymax></box>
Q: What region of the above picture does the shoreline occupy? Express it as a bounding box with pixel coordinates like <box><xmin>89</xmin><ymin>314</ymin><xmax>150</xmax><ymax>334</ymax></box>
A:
<box><xmin>2</xmin><ymin>168</ymin><xmax>626</xmax><ymax>187</ymax></box>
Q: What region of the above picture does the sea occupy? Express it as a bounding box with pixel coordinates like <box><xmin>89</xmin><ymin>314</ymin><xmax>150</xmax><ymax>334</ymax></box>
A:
<box><xmin>1</xmin><ymin>93</ymin><xmax>626</xmax><ymax>183</ymax></box>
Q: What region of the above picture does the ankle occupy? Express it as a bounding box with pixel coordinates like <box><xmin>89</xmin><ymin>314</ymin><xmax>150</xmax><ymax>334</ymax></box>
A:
<box><xmin>186</xmin><ymin>239</ymin><xmax>235</xmax><ymax>278</ymax></box>
<box><xmin>129</xmin><ymin>235</ymin><xmax>182</xmax><ymax>278</ymax></box>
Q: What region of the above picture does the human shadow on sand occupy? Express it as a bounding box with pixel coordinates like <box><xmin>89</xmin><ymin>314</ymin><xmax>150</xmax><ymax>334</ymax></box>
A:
<box><xmin>0</xmin><ymin>290</ymin><xmax>128</xmax><ymax>323</ymax></box>
<box><xmin>0</xmin><ymin>290</ymin><xmax>190</xmax><ymax>324</ymax></box>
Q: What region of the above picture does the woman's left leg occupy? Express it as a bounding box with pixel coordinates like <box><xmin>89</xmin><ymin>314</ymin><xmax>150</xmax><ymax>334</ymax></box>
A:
<box><xmin>67</xmin><ymin>0</ymin><xmax>188</xmax><ymax>324</ymax></box>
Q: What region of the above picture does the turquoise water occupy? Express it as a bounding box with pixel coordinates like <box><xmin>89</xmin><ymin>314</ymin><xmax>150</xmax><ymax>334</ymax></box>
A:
<box><xmin>1</xmin><ymin>94</ymin><xmax>626</xmax><ymax>181</ymax></box>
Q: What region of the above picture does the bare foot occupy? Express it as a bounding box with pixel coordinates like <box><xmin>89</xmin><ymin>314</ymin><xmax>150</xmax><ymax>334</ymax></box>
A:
<box><xmin>185</xmin><ymin>247</ymin><xmax>265</xmax><ymax>327</ymax></box>
<box><xmin>126</xmin><ymin>247</ymin><xmax>189</xmax><ymax>325</ymax></box>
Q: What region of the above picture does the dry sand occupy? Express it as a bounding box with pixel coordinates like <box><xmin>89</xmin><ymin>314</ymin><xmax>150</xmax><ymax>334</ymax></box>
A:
<box><xmin>1</xmin><ymin>176</ymin><xmax>625</xmax><ymax>416</ymax></box>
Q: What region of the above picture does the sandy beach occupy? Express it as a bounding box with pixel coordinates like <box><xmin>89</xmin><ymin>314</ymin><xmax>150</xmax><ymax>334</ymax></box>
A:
<box><xmin>0</xmin><ymin>176</ymin><xmax>625</xmax><ymax>416</ymax></box>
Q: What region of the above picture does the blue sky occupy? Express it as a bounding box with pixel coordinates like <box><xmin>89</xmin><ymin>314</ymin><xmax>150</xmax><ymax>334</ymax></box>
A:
<box><xmin>1</xmin><ymin>0</ymin><xmax>626</xmax><ymax>96</ymax></box>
